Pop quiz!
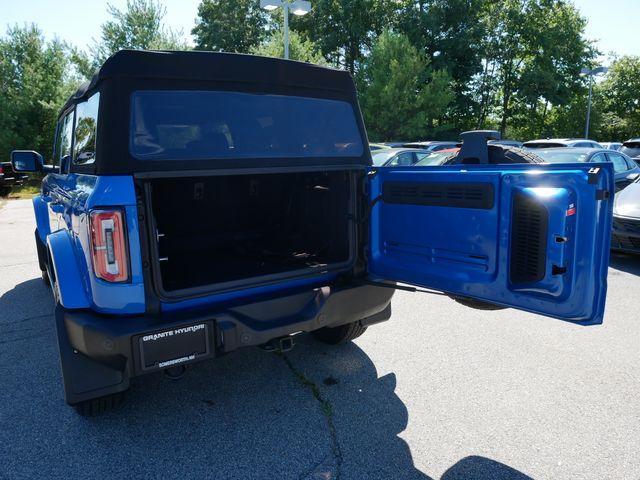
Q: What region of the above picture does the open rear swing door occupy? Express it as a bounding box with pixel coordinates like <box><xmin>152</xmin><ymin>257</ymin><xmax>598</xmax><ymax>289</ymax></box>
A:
<box><xmin>366</xmin><ymin>138</ymin><xmax>614</xmax><ymax>325</ymax></box>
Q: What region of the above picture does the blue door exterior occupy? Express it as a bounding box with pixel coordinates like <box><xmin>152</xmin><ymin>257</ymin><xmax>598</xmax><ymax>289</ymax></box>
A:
<box><xmin>368</xmin><ymin>163</ymin><xmax>614</xmax><ymax>324</ymax></box>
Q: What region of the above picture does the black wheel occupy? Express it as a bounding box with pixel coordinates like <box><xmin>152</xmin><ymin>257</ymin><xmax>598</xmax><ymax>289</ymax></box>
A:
<box><xmin>311</xmin><ymin>321</ymin><xmax>368</xmax><ymax>345</ymax></box>
<box><xmin>449</xmin><ymin>295</ymin><xmax>507</xmax><ymax>311</ymax></box>
<box><xmin>75</xmin><ymin>392</ymin><xmax>126</xmax><ymax>417</ymax></box>
<box><xmin>443</xmin><ymin>146</ymin><xmax>545</xmax><ymax>165</ymax></box>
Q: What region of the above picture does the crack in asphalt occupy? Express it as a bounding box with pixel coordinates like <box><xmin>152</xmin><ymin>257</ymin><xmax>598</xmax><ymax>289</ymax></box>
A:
<box><xmin>279</xmin><ymin>353</ymin><xmax>343</xmax><ymax>480</ymax></box>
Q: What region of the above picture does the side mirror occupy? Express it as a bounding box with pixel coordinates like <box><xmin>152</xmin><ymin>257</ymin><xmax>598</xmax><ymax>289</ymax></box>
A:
<box><xmin>11</xmin><ymin>150</ymin><xmax>43</xmax><ymax>172</ymax></box>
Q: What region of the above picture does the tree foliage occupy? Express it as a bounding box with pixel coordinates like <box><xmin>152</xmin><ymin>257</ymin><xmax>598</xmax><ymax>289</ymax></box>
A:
<box><xmin>90</xmin><ymin>0</ymin><xmax>187</xmax><ymax>71</ymax></box>
<box><xmin>357</xmin><ymin>31</ymin><xmax>454</xmax><ymax>141</ymax></box>
<box><xmin>250</xmin><ymin>29</ymin><xmax>326</xmax><ymax>65</ymax></box>
<box><xmin>596</xmin><ymin>56</ymin><xmax>640</xmax><ymax>140</ymax></box>
<box><xmin>291</xmin><ymin>0</ymin><xmax>393</xmax><ymax>73</ymax></box>
<box><xmin>0</xmin><ymin>25</ymin><xmax>77</xmax><ymax>161</ymax></box>
<box><xmin>192</xmin><ymin>0</ymin><xmax>268</xmax><ymax>52</ymax></box>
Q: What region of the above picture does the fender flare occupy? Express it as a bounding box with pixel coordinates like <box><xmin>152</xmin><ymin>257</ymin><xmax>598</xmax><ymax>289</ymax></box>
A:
<box><xmin>32</xmin><ymin>195</ymin><xmax>50</xmax><ymax>243</ymax></box>
<box><xmin>47</xmin><ymin>230</ymin><xmax>90</xmax><ymax>309</ymax></box>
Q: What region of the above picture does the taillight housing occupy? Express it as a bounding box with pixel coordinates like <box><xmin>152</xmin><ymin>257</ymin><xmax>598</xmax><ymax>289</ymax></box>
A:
<box><xmin>89</xmin><ymin>209</ymin><xmax>130</xmax><ymax>283</ymax></box>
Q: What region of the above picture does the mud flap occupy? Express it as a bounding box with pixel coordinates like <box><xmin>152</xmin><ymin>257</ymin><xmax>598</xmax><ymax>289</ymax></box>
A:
<box><xmin>55</xmin><ymin>305</ymin><xmax>130</xmax><ymax>405</ymax></box>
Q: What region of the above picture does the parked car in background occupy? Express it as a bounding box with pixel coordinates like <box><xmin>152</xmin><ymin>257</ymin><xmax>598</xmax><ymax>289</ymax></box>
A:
<box><xmin>401</xmin><ymin>140</ymin><xmax>459</xmax><ymax>151</ymax></box>
<box><xmin>489</xmin><ymin>139</ymin><xmax>523</xmax><ymax>148</ymax></box>
<box><xmin>601</xmin><ymin>142</ymin><xmax>622</xmax><ymax>151</ymax></box>
<box><xmin>414</xmin><ymin>148</ymin><xmax>460</xmax><ymax>166</ymax></box>
<box><xmin>620</xmin><ymin>139</ymin><xmax>640</xmax><ymax>164</ymax></box>
<box><xmin>369</xmin><ymin>143</ymin><xmax>390</xmax><ymax>151</ymax></box>
<box><xmin>381</xmin><ymin>141</ymin><xmax>407</xmax><ymax>148</ymax></box>
<box><xmin>611</xmin><ymin>176</ymin><xmax>640</xmax><ymax>254</ymax></box>
<box><xmin>533</xmin><ymin>148</ymin><xmax>640</xmax><ymax>192</ymax></box>
<box><xmin>371</xmin><ymin>148</ymin><xmax>432</xmax><ymax>166</ymax></box>
<box><xmin>523</xmin><ymin>138</ymin><xmax>603</xmax><ymax>149</ymax></box>
<box><xmin>0</xmin><ymin>161</ymin><xmax>29</xmax><ymax>196</ymax></box>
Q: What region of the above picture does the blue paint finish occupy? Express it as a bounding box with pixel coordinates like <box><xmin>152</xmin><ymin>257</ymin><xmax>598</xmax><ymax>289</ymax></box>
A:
<box><xmin>36</xmin><ymin>173</ymin><xmax>146</xmax><ymax>314</ymax></box>
<box><xmin>32</xmin><ymin>195</ymin><xmax>50</xmax><ymax>242</ymax></box>
<box><xmin>368</xmin><ymin>163</ymin><xmax>614</xmax><ymax>325</ymax></box>
<box><xmin>47</xmin><ymin>230</ymin><xmax>90</xmax><ymax>309</ymax></box>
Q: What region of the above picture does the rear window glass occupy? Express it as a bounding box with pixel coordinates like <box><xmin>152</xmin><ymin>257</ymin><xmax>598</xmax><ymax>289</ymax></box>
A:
<box><xmin>535</xmin><ymin>150</ymin><xmax>589</xmax><ymax>163</ymax></box>
<box><xmin>523</xmin><ymin>142</ymin><xmax>564</xmax><ymax>149</ymax></box>
<box><xmin>620</xmin><ymin>143</ymin><xmax>640</xmax><ymax>158</ymax></box>
<box><xmin>130</xmin><ymin>90</ymin><xmax>364</xmax><ymax>160</ymax></box>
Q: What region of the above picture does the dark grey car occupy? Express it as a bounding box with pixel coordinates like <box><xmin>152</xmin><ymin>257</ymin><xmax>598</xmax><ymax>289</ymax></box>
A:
<box><xmin>533</xmin><ymin>148</ymin><xmax>640</xmax><ymax>192</ymax></box>
<box><xmin>611</xmin><ymin>177</ymin><xmax>640</xmax><ymax>254</ymax></box>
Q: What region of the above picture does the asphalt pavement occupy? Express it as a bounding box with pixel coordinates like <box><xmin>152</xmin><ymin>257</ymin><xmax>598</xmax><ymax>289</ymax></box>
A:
<box><xmin>1</xmin><ymin>199</ymin><xmax>639</xmax><ymax>479</ymax></box>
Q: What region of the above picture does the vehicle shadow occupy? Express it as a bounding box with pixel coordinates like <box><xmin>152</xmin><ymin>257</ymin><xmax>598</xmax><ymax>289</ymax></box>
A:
<box><xmin>0</xmin><ymin>277</ymin><xmax>530</xmax><ymax>480</ymax></box>
<box><xmin>609</xmin><ymin>252</ymin><xmax>640</xmax><ymax>276</ymax></box>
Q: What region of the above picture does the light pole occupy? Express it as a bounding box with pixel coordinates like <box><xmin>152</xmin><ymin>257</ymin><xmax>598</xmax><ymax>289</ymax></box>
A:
<box><xmin>580</xmin><ymin>66</ymin><xmax>608</xmax><ymax>139</ymax></box>
<box><xmin>260</xmin><ymin>0</ymin><xmax>311</xmax><ymax>60</ymax></box>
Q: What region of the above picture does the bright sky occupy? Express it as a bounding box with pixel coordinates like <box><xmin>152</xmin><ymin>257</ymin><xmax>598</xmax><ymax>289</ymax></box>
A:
<box><xmin>1</xmin><ymin>0</ymin><xmax>638</xmax><ymax>61</ymax></box>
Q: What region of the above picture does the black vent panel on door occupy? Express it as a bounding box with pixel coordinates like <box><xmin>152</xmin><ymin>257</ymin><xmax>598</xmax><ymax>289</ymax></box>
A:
<box><xmin>382</xmin><ymin>182</ymin><xmax>494</xmax><ymax>209</ymax></box>
<box><xmin>509</xmin><ymin>193</ymin><xmax>548</xmax><ymax>284</ymax></box>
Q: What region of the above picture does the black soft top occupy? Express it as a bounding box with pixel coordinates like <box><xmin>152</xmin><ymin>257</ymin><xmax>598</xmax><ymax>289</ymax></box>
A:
<box><xmin>60</xmin><ymin>49</ymin><xmax>355</xmax><ymax>116</ymax></box>
<box><xmin>59</xmin><ymin>50</ymin><xmax>369</xmax><ymax>174</ymax></box>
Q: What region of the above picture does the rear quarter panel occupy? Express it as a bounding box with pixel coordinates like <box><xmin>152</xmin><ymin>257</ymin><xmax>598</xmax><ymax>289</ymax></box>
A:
<box><xmin>40</xmin><ymin>174</ymin><xmax>145</xmax><ymax>314</ymax></box>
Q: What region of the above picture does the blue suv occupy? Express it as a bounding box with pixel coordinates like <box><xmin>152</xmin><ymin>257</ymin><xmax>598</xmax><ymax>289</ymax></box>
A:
<box><xmin>11</xmin><ymin>51</ymin><xmax>614</xmax><ymax>415</ymax></box>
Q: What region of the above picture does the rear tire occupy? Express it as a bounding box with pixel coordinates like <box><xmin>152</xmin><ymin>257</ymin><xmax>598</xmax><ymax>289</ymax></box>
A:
<box><xmin>312</xmin><ymin>321</ymin><xmax>368</xmax><ymax>345</ymax></box>
<box><xmin>75</xmin><ymin>392</ymin><xmax>126</xmax><ymax>417</ymax></box>
<box><xmin>443</xmin><ymin>146</ymin><xmax>544</xmax><ymax>165</ymax></box>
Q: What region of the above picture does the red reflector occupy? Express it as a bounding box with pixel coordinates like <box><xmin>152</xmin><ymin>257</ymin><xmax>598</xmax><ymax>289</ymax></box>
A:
<box><xmin>89</xmin><ymin>209</ymin><xmax>129</xmax><ymax>282</ymax></box>
<box><xmin>566</xmin><ymin>207</ymin><xmax>576</xmax><ymax>216</ymax></box>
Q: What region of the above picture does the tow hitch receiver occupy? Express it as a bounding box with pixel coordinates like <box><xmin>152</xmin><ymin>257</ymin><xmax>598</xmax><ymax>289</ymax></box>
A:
<box><xmin>260</xmin><ymin>336</ymin><xmax>295</xmax><ymax>353</ymax></box>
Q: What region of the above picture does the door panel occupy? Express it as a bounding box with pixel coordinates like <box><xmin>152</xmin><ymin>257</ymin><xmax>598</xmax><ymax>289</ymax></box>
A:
<box><xmin>368</xmin><ymin>164</ymin><xmax>614</xmax><ymax>324</ymax></box>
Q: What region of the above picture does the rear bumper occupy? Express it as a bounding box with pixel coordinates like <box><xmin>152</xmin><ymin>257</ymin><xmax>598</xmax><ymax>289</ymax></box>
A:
<box><xmin>56</xmin><ymin>283</ymin><xmax>394</xmax><ymax>404</ymax></box>
<box><xmin>611</xmin><ymin>216</ymin><xmax>640</xmax><ymax>254</ymax></box>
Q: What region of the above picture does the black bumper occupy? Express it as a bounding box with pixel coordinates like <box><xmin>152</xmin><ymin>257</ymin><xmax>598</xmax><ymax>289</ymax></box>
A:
<box><xmin>611</xmin><ymin>216</ymin><xmax>640</xmax><ymax>254</ymax></box>
<box><xmin>56</xmin><ymin>283</ymin><xmax>394</xmax><ymax>405</ymax></box>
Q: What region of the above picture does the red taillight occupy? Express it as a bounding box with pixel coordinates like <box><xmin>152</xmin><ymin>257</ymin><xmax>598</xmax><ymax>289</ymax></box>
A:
<box><xmin>89</xmin><ymin>209</ymin><xmax>129</xmax><ymax>283</ymax></box>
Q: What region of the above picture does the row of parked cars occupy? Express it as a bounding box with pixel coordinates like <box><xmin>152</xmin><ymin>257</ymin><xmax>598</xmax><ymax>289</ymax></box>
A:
<box><xmin>370</xmin><ymin>136</ymin><xmax>640</xmax><ymax>255</ymax></box>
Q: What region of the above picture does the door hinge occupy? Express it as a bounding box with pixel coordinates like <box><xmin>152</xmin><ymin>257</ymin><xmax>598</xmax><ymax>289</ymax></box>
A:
<box><xmin>596</xmin><ymin>189</ymin><xmax>610</xmax><ymax>200</ymax></box>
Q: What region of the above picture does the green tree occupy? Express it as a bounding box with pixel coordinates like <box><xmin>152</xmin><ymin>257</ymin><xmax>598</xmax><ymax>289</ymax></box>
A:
<box><xmin>292</xmin><ymin>0</ymin><xmax>395</xmax><ymax>73</ymax></box>
<box><xmin>596</xmin><ymin>56</ymin><xmax>640</xmax><ymax>140</ymax></box>
<box><xmin>357</xmin><ymin>30</ymin><xmax>453</xmax><ymax>141</ymax></box>
<box><xmin>396</xmin><ymin>0</ymin><xmax>488</xmax><ymax>131</ymax></box>
<box><xmin>250</xmin><ymin>29</ymin><xmax>327</xmax><ymax>64</ymax></box>
<box><xmin>90</xmin><ymin>0</ymin><xmax>187</xmax><ymax>71</ymax></box>
<box><xmin>0</xmin><ymin>25</ymin><xmax>78</xmax><ymax>162</ymax></box>
<box><xmin>192</xmin><ymin>0</ymin><xmax>268</xmax><ymax>52</ymax></box>
<box><xmin>476</xmin><ymin>0</ymin><xmax>594</xmax><ymax>137</ymax></box>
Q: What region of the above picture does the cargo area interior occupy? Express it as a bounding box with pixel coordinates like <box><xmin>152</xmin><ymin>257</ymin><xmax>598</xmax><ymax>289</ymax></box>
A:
<box><xmin>148</xmin><ymin>171</ymin><xmax>354</xmax><ymax>293</ymax></box>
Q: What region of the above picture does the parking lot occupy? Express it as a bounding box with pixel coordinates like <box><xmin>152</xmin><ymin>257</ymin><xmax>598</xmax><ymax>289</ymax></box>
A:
<box><xmin>1</xmin><ymin>197</ymin><xmax>639</xmax><ymax>479</ymax></box>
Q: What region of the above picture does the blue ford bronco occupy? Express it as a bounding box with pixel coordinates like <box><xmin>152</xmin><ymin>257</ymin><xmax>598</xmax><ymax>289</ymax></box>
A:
<box><xmin>11</xmin><ymin>50</ymin><xmax>613</xmax><ymax>415</ymax></box>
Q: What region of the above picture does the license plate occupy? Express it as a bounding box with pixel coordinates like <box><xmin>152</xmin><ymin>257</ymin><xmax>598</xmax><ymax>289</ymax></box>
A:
<box><xmin>138</xmin><ymin>323</ymin><xmax>210</xmax><ymax>371</ymax></box>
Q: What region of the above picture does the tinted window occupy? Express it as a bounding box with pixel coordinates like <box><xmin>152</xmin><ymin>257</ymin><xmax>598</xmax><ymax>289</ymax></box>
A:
<box><xmin>387</xmin><ymin>152</ymin><xmax>414</xmax><ymax>167</ymax></box>
<box><xmin>55</xmin><ymin>111</ymin><xmax>74</xmax><ymax>165</ymax></box>
<box><xmin>130</xmin><ymin>91</ymin><xmax>364</xmax><ymax>160</ymax></box>
<box><xmin>74</xmin><ymin>93</ymin><xmax>99</xmax><ymax>164</ymax></box>
<box><xmin>371</xmin><ymin>150</ymin><xmax>397</xmax><ymax>166</ymax></box>
<box><xmin>535</xmin><ymin>150</ymin><xmax>589</xmax><ymax>163</ymax></box>
<box><xmin>608</xmin><ymin>153</ymin><xmax>631</xmax><ymax>173</ymax></box>
<box><xmin>620</xmin><ymin>143</ymin><xmax>640</xmax><ymax>158</ymax></box>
